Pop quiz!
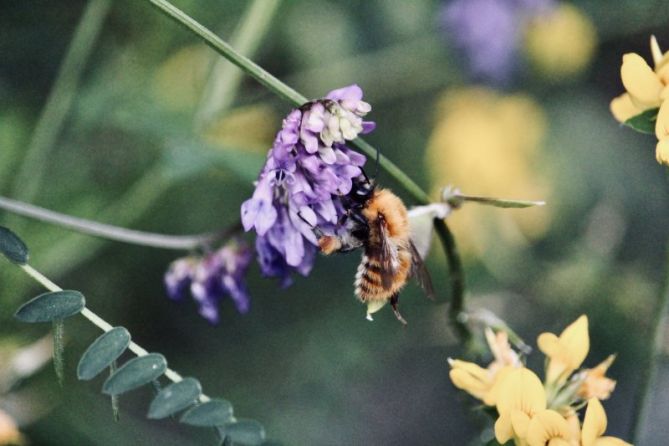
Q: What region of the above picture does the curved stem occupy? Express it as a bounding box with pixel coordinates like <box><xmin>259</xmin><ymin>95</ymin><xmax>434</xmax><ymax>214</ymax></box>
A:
<box><xmin>144</xmin><ymin>0</ymin><xmax>470</xmax><ymax>340</ymax></box>
<box><xmin>630</xmin><ymin>246</ymin><xmax>669</xmax><ymax>442</ymax></box>
<box><xmin>19</xmin><ymin>263</ymin><xmax>211</xmax><ymax>403</ymax></box>
<box><xmin>434</xmin><ymin>219</ymin><xmax>470</xmax><ymax>342</ymax></box>
<box><xmin>0</xmin><ymin>195</ymin><xmax>217</xmax><ymax>250</ymax></box>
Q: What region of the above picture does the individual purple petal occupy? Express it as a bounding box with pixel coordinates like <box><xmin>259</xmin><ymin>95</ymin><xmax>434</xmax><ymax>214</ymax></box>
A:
<box><xmin>361</xmin><ymin>121</ymin><xmax>376</xmax><ymax>133</ymax></box>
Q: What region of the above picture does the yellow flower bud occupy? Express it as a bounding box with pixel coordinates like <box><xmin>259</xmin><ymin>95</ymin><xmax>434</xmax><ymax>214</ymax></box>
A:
<box><xmin>538</xmin><ymin>315</ymin><xmax>590</xmax><ymax>384</ymax></box>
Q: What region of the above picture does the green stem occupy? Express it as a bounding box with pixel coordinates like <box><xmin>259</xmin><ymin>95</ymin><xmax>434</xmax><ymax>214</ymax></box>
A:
<box><xmin>434</xmin><ymin>219</ymin><xmax>469</xmax><ymax>342</ymax></box>
<box><xmin>630</xmin><ymin>247</ymin><xmax>669</xmax><ymax>442</ymax></box>
<box><xmin>143</xmin><ymin>0</ymin><xmax>470</xmax><ymax>340</ymax></box>
<box><xmin>10</xmin><ymin>0</ymin><xmax>112</xmax><ymax>204</ymax></box>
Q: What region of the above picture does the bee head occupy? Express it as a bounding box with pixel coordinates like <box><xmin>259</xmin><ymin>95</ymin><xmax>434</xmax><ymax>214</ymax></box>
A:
<box><xmin>349</xmin><ymin>175</ymin><xmax>375</xmax><ymax>206</ymax></box>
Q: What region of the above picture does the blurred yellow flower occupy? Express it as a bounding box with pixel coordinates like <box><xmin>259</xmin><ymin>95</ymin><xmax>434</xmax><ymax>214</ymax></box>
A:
<box><xmin>0</xmin><ymin>409</ymin><xmax>23</xmax><ymax>446</ymax></box>
<box><xmin>581</xmin><ymin>398</ymin><xmax>632</xmax><ymax>446</ymax></box>
<box><xmin>448</xmin><ymin>329</ymin><xmax>521</xmax><ymax>405</ymax></box>
<box><xmin>494</xmin><ymin>368</ymin><xmax>547</xmax><ymax>444</ymax></box>
<box><xmin>152</xmin><ymin>45</ymin><xmax>209</xmax><ymax>111</ymax></box>
<box><xmin>525</xmin><ymin>409</ymin><xmax>575</xmax><ymax>446</ymax></box>
<box><xmin>425</xmin><ymin>88</ymin><xmax>550</xmax><ymax>258</ymax></box>
<box><xmin>577</xmin><ymin>355</ymin><xmax>617</xmax><ymax>401</ymax></box>
<box><xmin>524</xmin><ymin>4</ymin><xmax>597</xmax><ymax>79</ymax></box>
<box><xmin>203</xmin><ymin>104</ymin><xmax>279</xmax><ymax>153</ymax></box>
<box><xmin>610</xmin><ymin>36</ymin><xmax>669</xmax><ymax>123</ymax></box>
<box><xmin>538</xmin><ymin>315</ymin><xmax>589</xmax><ymax>384</ymax></box>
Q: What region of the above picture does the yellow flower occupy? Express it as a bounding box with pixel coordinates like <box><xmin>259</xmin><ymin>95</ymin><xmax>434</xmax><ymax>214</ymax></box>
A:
<box><xmin>425</xmin><ymin>88</ymin><xmax>550</xmax><ymax>258</ymax></box>
<box><xmin>610</xmin><ymin>36</ymin><xmax>669</xmax><ymax>123</ymax></box>
<box><xmin>581</xmin><ymin>398</ymin><xmax>632</xmax><ymax>446</ymax></box>
<box><xmin>494</xmin><ymin>368</ymin><xmax>547</xmax><ymax>444</ymax></box>
<box><xmin>525</xmin><ymin>409</ymin><xmax>575</xmax><ymax>446</ymax></box>
<box><xmin>448</xmin><ymin>329</ymin><xmax>521</xmax><ymax>406</ymax></box>
<box><xmin>538</xmin><ymin>315</ymin><xmax>589</xmax><ymax>384</ymax></box>
<box><xmin>524</xmin><ymin>4</ymin><xmax>597</xmax><ymax>80</ymax></box>
<box><xmin>577</xmin><ymin>355</ymin><xmax>617</xmax><ymax>401</ymax></box>
<box><xmin>0</xmin><ymin>409</ymin><xmax>23</xmax><ymax>446</ymax></box>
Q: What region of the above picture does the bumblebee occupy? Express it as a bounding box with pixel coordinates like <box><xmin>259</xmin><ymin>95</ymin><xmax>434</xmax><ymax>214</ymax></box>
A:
<box><xmin>318</xmin><ymin>176</ymin><xmax>434</xmax><ymax>324</ymax></box>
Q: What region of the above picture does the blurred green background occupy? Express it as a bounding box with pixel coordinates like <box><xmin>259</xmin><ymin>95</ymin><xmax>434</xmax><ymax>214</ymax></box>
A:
<box><xmin>2</xmin><ymin>0</ymin><xmax>669</xmax><ymax>444</ymax></box>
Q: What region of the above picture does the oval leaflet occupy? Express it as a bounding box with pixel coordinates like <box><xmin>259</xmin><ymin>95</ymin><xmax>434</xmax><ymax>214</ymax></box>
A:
<box><xmin>14</xmin><ymin>290</ymin><xmax>85</xmax><ymax>323</ymax></box>
<box><xmin>77</xmin><ymin>327</ymin><xmax>131</xmax><ymax>380</ymax></box>
<box><xmin>0</xmin><ymin>226</ymin><xmax>28</xmax><ymax>264</ymax></box>
<box><xmin>148</xmin><ymin>377</ymin><xmax>202</xmax><ymax>419</ymax></box>
<box><xmin>102</xmin><ymin>353</ymin><xmax>167</xmax><ymax>396</ymax></box>
<box><xmin>180</xmin><ymin>399</ymin><xmax>233</xmax><ymax>427</ymax></box>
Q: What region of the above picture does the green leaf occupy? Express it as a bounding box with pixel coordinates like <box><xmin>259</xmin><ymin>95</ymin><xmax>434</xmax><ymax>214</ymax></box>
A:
<box><xmin>77</xmin><ymin>327</ymin><xmax>131</xmax><ymax>380</ymax></box>
<box><xmin>456</xmin><ymin>195</ymin><xmax>546</xmax><ymax>209</ymax></box>
<box><xmin>0</xmin><ymin>226</ymin><xmax>29</xmax><ymax>264</ymax></box>
<box><xmin>221</xmin><ymin>419</ymin><xmax>266</xmax><ymax>445</ymax></box>
<box><xmin>148</xmin><ymin>377</ymin><xmax>202</xmax><ymax>419</ymax></box>
<box><xmin>180</xmin><ymin>399</ymin><xmax>233</xmax><ymax>427</ymax></box>
<box><xmin>15</xmin><ymin>290</ymin><xmax>85</xmax><ymax>323</ymax></box>
<box><xmin>102</xmin><ymin>354</ymin><xmax>167</xmax><ymax>396</ymax></box>
<box><xmin>623</xmin><ymin>107</ymin><xmax>659</xmax><ymax>134</ymax></box>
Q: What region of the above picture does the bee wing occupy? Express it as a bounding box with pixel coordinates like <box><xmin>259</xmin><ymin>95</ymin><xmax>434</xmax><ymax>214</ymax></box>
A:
<box><xmin>377</xmin><ymin>215</ymin><xmax>400</xmax><ymax>291</ymax></box>
<box><xmin>409</xmin><ymin>240</ymin><xmax>435</xmax><ymax>300</ymax></box>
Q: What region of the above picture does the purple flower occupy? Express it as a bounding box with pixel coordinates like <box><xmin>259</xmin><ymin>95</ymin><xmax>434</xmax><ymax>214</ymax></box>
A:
<box><xmin>440</xmin><ymin>0</ymin><xmax>555</xmax><ymax>86</ymax></box>
<box><xmin>241</xmin><ymin>85</ymin><xmax>373</xmax><ymax>285</ymax></box>
<box><xmin>164</xmin><ymin>240</ymin><xmax>253</xmax><ymax>323</ymax></box>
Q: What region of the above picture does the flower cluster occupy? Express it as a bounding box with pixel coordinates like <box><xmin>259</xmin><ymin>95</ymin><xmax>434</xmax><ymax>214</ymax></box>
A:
<box><xmin>611</xmin><ymin>36</ymin><xmax>669</xmax><ymax>166</ymax></box>
<box><xmin>164</xmin><ymin>240</ymin><xmax>253</xmax><ymax>323</ymax></box>
<box><xmin>449</xmin><ymin>316</ymin><xmax>630</xmax><ymax>445</ymax></box>
<box><xmin>440</xmin><ymin>0</ymin><xmax>555</xmax><ymax>85</ymax></box>
<box><xmin>241</xmin><ymin>85</ymin><xmax>373</xmax><ymax>286</ymax></box>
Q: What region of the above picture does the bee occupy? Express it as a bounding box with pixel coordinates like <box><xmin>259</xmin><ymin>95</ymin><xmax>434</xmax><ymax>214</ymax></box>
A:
<box><xmin>317</xmin><ymin>175</ymin><xmax>434</xmax><ymax>324</ymax></box>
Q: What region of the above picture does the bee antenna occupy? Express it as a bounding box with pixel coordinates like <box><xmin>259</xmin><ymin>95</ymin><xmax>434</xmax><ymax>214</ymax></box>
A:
<box><xmin>297</xmin><ymin>211</ymin><xmax>324</xmax><ymax>237</ymax></box>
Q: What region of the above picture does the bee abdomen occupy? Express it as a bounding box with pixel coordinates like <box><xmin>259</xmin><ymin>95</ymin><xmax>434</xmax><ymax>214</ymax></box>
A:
<box><xmin>354</xmin><ymin>256</ymin><xmax>388</xmax><ymax>301</ymax></box>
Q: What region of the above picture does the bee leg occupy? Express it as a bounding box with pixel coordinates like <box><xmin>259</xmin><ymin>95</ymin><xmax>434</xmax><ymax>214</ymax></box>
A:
<box><xmin>390</xmin><ymin>294</ymin><xmax>408</xmax><ymax>326</ymax></box>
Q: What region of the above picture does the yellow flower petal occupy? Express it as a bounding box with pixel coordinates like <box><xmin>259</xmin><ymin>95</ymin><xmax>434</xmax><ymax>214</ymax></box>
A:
<box><xmin>657</xmin><ymin>139</ymin><xmax>669</xmax><ymax>166</ymax></box>
<box><xmin>578</xmin><ymin>355</ymin><xmax>617</xmax><ymax>400</ymax></box>
<box><xmin>483</xmin><ymin>366</ymin><xmax>514</xmax><ymax>406</ymax></box>
<box><xmin>541</xmin><ymin>315</ymin><xmax>590</xmax><ymax>383</ymax></box>
<box><xmin>610</xmin><ymin>93</ymin><xmax>643</xmax><ymax>123</ymax></box>
<box><xmin>559</xmin><ymin>315</ymin><xmax>590</xmax><ymax>369</ymax></box>
<box><xmin>621</xmin><ymin>53</ymin><xmax>663</xmax><ymax>109</ymax></box>
<box><xmin>651</xmin><ymin>35</ymin><xmax>663</xmax><ymax>67</ymax></box>
<box><xmin>537</xmin><ymin>332</ymin><xmax>560</xmax><ymax>356</ymax></box>
<box><xmin>582</xmin><ymin>398</ymin><xmax>607</xmax><ymax>446</ymax></box>
<box><xmin>495</xmin><ymin>414</ymin><xmax>514</xmax><ymax>444</ymax></box>
<box><xmin>655</xmin><ymin>100</ymin><xmax>669</xmax><ymax>139</ymax></box>
<box><xmin>496</xmin><ymin>368</ymin><xmax>547</xmax><ymax>419</ymax></box>
<box><xmin>526</xmin><ymin>410</ymin><xmax>571</xmax><ymax>446</ymax></box>
<box><xmin>511</xmin><ymin>409</ymin><xmax>532</xmax><ymax>439</ymax></box>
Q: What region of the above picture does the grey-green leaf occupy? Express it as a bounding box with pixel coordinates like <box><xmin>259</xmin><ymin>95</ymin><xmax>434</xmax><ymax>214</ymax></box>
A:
<box><xmin>15</xmin><ymin>290</ymin><xmax>85</xmax><ymax>323</ymax></box>
<box><xmin>0</xmin><ymin>226</ymin><xmax>28</xmax><ymax>264</ymax></box>
<box><xmin>623</xmin><ymin>107</ymin><xmax>659</xmax><ymax>134</ymax></box>
<box><xmin>102</xmin><ymin>354</ymin><xmax>167</xmax><ymax>396</ymax></box>
<box><xmin>77</xmin><ymin>327</ymin><xmax>131</xmax><ymax>380</ymax></box>
<box><xmin>180</xmin><ymin>399</ymin><xmax>233</xmax><ymax>426</ymax></box>
<box><xmin>222</xmin><ymin>419</ymin><xmax>266</xmax><ymax>445</ymax></box>
<box><xmin>148</xmin><ymin>378</ymin><xmax>202</xmax><ymax>419</ymax></box>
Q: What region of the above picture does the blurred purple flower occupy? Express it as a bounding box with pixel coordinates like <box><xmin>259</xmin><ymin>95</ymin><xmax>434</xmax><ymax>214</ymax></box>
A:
<box><xmin>164</xmin><ymin>240</ymin><xmax>253</xmax><ymax>323</ymax></box>
<box><xmin>241</xmin><ymin>85</ymin><xmax>372</xmax><ymax>286</ymax></box>
<box><xmin>440</xmin><ymin>0</ymin><xmax>555</xmax><ymax>85</ymax></box>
